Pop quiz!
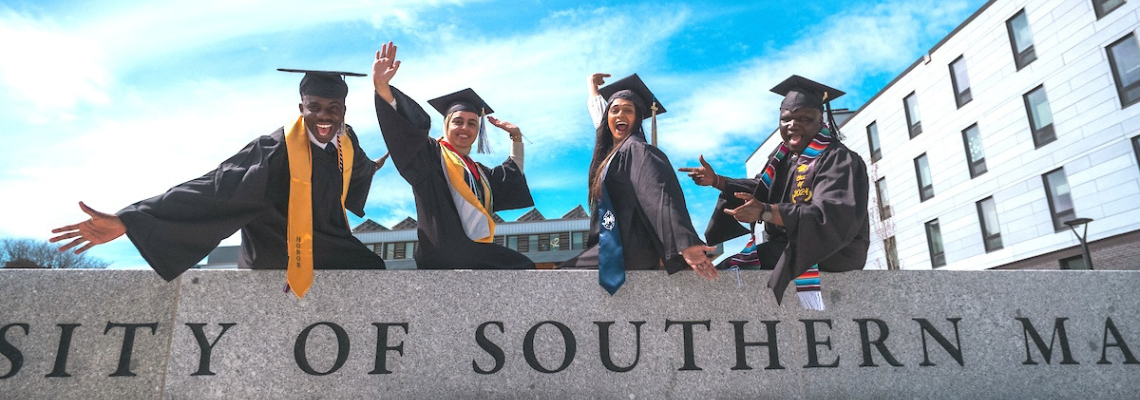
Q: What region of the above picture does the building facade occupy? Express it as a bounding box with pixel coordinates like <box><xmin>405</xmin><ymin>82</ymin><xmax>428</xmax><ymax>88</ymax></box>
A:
<box><xmin>748</xmin><ymin>0</ymin><xmax>1140</xmax><ymax>270</ymax></box>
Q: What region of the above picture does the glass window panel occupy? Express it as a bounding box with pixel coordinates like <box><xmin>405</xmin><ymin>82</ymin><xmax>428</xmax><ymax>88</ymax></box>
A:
<box><xmin>867</xmin><ymin>122</ymin><xmax>881</xmax><ymax>162</ymax></box>
<box><xmin>951</xmin><ymin>57</ymin><xmax>972</xmax><ymax>107</ymax></box>
<box><xmin>875</xmin><ymin>178</ymin><xmax>891</xmax><ymax>220</ymax></box>
<box><xmin>508</xmin><ymin>236</ymin><xmax>518</xmax><ymax>251</ymax></box>
<box><xmin>1027</xmin><ymin>88</ymin><xmax>1053</xmax><ymax>129</ymax></box>
<box><xmin>1095</xmin><ymin>0</ymin><xmax>1126</xmax><ymax>18</ymax></box>
<box><xmin>963</xmin><ymin>124</ymin><xmax>987</xmax><ymax>177</ymax></box>
<box><xmin>529</xmin><ymin>235</ymin><xmax>539</xmax><ymax>253</ymax></box>
<box><xmin>1108</xmin><ymin>34</ymin><xmax>1140</xmax><ymax>106</ymax></box>
<box><xmin>572</xmin><ymin>232</ymin><xmax>584</xmax><ymax>250</ymax></box>
<box><xmin>1010</xmin><ymin>11</ymin><xmax>1034</xmax><ymax>53</ymax></box>
<box><xmin>885</xmin><ymin>236</ymin><xmax>899</xmax><ymax>270</ymax></box>
<box><xmin>1060</xmin><ymin>255</ymin><xmax>1089</xmax><ymax>270</ymax></box>
<box><xmin>926</xmin><ymin>219</ymin><xmax>945</xmax><ymax>267</ymax></box>
<box><xmin>905</xmin><ymin>92</ymin><xmax>922</xmax><ymax>137</ymax></box>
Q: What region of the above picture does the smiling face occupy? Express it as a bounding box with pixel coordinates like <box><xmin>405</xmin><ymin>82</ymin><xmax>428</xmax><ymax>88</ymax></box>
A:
<box><xmin>299</xmin><ymin>95</ymin><xmax>346</xmax><ymax>143</ymax></box>
<box><xmin>607</xmin><ymin>98</ymin><xmax>638</xmax><ymax>141</ymax></box>
<box><xmin>444</xmin><ymin>110</ymin><xmax>480</xmax><ymax>154</ymax></box>
<box><xmin>779</xmin><ymin>107</ymin><xmax>823</xmax><ymax>153</ymax></box>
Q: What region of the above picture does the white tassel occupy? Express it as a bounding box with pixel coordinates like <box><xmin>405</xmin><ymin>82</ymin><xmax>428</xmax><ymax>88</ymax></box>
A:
<box><xmin>797</xmin><ymin>291</ymin><xmax>826</xmax><ymax>311</ymax></box>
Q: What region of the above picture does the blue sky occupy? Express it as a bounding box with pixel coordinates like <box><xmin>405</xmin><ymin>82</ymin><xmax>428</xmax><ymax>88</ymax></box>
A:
<box><xmin>0</xmin><ymin>0</ymin><xmax>987</xmax><ymax>268</ymax></box>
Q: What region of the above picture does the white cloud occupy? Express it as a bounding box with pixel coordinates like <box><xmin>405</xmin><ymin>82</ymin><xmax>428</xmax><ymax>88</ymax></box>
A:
<box><xmin>657</xmin><ymin>0</ymin><xmax>977</xmax><ymax>163</ymax></box>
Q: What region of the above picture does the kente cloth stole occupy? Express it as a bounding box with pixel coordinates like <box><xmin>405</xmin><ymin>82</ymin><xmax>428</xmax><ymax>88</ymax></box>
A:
<box><xmin>596</xmin><ymin>156</ymin><xmax>626</xmax><ymax>295</ymax></box>
<box><xmin>759</xmin><ymin>126</ymin><xmax>833</xmax><ymax>310</ymax></box>
<box><xmin>284</xmin><ymin>116</ymin><xmax>354</xmax><ymax>299</ymax></box>
<box><xmin>439</xmin><ymin>140</ymin><xmax>496</xmax><ymax>243</ymax></box>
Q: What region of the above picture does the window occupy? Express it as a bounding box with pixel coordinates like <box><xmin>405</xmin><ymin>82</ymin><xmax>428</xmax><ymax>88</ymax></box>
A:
<box><xmin>508</xmin><ymin>236</ymin><xmax>519</xmax><ymax>251</ymax></box>
<box><xmin>926</xmin><ymin>219</ymin><xmax>946</xmax><ymax>268</ymax></box>
<box><xmin>572</xmin><ymin>232</ymin><xmax>585</xmax><ymax>250</ymax></box>
<box><xmin>1043</xmin><ymin>168</ymin><xmax>1076</xmax><ymax>231</ymax></box>
<box><xmin>885</xmin><ymin>236</ymin><xmax>900</xmax><ymax>270</ymax></box>
<box><xmin>866</xmin><ymin>122</ymin><xmax>882</xmax><ymax>162</ymax></box>
<box><xmin>405</xmin><ymin>242</ymin><xmax>415</xmax><ymax>259</ymax></box>
<box><xmin>1094</xmin><ymin>0</ymin><xmax>1126</xmax><ymax>19</ymax></box>
<box><xmin>915</xmin><ymin>153</ymin><xmax>934</xmax><ymax>201</ymax></box>
<box><xmin>977</xmin><ymin>197</ymin><xmax>1003</xmax><ymax>252</ymax></box>
<box><xmin>962</xmin><ymin>124</ymin><xmax>987</xmax><ymax>178</ymax></box>
<box><xmin>950</xmin><ymin>56</ymin><xmax>972</xmax><ymax>107</ymax></box>
<box><xmin>1107</xmin><ymin>34</ymin><xmax>1140</xmax><ymax>108</ymax></box>
<box><xmin>529</xmin><ymin>234</ymin><xmax>540</xmax><ymax>252</ymax></box>
<box><xmin>904</xmin><ymin>92</ymin><xmax>923</xmax><ymax>138</ymax></box>
<box><xmin>1006</xmin><ymin>10</ymin><xmax>1037</xmax><ymax>69</ymax></box>
<box><xmin>875</xmin><ymin>177</ymin><xmax>892</xmax><ymax>220</ymax></box>
<box><xmin>1133</xmin><ymin>136</ymin><xmax>1140</xmax><ymax>172</ymax></box>
<box><xmin>385</xmin><ymin>243</ymin><xmax>395</xmax><ymax>259</ymax></box>
<box><xmin>1023</xmin><ymin>85</ymin><xmax>1056</xmax><ymax>147</ymax></box>
<box><xmin>1060</xmin><ymin>255</ymin><xmax>1090</xmax><ymax>270</ymax></box>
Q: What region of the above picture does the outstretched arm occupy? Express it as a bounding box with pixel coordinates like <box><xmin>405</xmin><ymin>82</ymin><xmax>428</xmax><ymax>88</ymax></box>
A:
<box><xmin>50</xmin><ymin>202</ymin><xmax>126</xmax><ymax>254</ymax></box>
<box><xmin>587</xmin><ymin>73</ymin><xmax>610</xmax><ymax>129</ymax></box>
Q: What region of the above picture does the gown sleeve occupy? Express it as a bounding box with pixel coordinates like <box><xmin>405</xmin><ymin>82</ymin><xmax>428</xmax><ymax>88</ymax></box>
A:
<box><xmin>487</xmin><ymin>156</ymin><xmax>534</xmax><ymax>212</ymax></box>
<box><xmin>768</xmin><ymin>147</ymin><xmax>870</xmax><ymax>301</ymax></box>
<box><xmin>630</xmin><ymin>143</ymin><xmax>704</xmax><ymax>273</ymax></box>
<box><xmin>374</xmin><ymin>86</ymin><xmax>436</xmax><ymax>186</ymax></box>
<box><xmin>116</xmin><ymin>135</ymin><xmax>281</xmax><ymax>281</ymax></box>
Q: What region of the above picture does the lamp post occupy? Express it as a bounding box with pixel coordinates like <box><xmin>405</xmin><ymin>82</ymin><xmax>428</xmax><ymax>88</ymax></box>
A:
<box><xmin>1064</xmin><ymin>217</ymin><xmax>1094</xmax><ymax>270</ymax></box>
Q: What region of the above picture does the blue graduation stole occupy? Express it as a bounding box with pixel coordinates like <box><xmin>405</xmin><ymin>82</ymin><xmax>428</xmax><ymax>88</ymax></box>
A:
<box><xmin>597</xmin><ymin>164</ymin><xmax>626</xmax><ymax>295</ymax></box>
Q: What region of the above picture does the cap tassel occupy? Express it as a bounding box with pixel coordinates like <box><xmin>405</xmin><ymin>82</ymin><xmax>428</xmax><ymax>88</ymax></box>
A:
<box><xmin>477</xmin><ymin>107</ymin><xmax>491</xmax><ymax>154</ymax></box>
<box><xmin>650</xmin><ymin>101</ymin><xmax>659</xmax><ymax>147</ymax></box>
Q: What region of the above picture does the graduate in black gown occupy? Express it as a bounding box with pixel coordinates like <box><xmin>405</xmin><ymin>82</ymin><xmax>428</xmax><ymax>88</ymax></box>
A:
<box><xmin>51</xmin><ymin>69</ymin><xmax>388</xmax><ymax>297</ymax></box>
<box><xmin>370</xmin><ymin>42</ymin><xmax>534</xmax><ymax>270</ymax></box>
<box><xmin>562</xmin><ymin>74</ymin><xmax>717</xmax><ymax>294</ymax></box>
<box><xmin>680</xmin><ymin>75</ymin><xmax>869</xmax><ymax>308</ymax></box>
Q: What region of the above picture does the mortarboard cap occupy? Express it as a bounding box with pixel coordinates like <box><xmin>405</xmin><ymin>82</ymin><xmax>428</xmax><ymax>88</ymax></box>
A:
<box><xmin>770</xmin><ymin>75</ymin><xmax>845</xmax><ymax>112</ymax></box>
<box><xmin>278</xmin><ymin>68</ymin><xmax>366</xmax><ymax>100</ymax></box>
<box><xmin>427</xmin><ymin>88</ymin><xmax>494</xmax><ymax>117</ymax></box>
<box><xmin>597</xmin><ymin>73</ymin><xmax>667</xmax><ymax>118</ymax></box>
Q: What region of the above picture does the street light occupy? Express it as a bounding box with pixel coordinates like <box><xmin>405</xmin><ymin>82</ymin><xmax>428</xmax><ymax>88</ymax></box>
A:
<box><xmin>1064</xmin><ymin>217</ymin><xmax>1094</xmax><ymax>270</ymax></box>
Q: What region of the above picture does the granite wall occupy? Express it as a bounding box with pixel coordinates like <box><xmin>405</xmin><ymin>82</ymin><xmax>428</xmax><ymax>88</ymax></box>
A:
<box><xmin>1</xmin><ymin>269</ymin><xmax>1137</xmax><ymax>399</ymax></box>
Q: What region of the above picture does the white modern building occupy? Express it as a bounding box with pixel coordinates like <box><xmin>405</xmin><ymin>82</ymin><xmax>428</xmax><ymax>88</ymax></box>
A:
<box><xmin>748</xmin><ymin>0</ymin><xmax>1140</xmax><ymax>270</ymax></box>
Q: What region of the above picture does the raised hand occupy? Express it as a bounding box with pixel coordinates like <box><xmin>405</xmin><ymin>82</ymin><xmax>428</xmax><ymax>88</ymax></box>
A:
<box><xmin>588</xmin><ymin>73</ymin><xmax>611</xmax><ymax>96</ymax></box>
<box><xmin>724</xmin><ymin>192</ymin><xmax>763</xmax><ymax>223</ymax></box>
<box><xmin>49</xmin><ymin>202</ymin><xmax>127</xmax><ymax>254</ymax></box>
<box><xmin>373</xmin><ymin>41</ymin><xmax>401</xmax><ymax>102</ymax></box>
<box><xmin>681</xmin><ymin>244</ymin><xmax>719</xmax><ymax>280</ymax></box>
<box><xmin>486</xmin><ymin>116</ymin><xmax>523</xmax><ymax>142</ymax></box>
<box><xmin>678</xmin><ymin>155</ymin><xmax>719</xmax><ymax>187</ymax></box>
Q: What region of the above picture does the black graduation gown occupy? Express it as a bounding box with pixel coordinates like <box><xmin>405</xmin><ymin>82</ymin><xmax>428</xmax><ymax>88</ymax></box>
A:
<box><xmin>373</xmin><ymin>88</ymin><xmax>535</xmax><ymax>270</ymax></box>
<box><xmin>562</xmin><ymin>135</ymin><xmax>704</xmax><ymax>273</ymax></box>
<box><xmin>118</xmin><ymin>125</ymin><xmax>386</xmax><ymax>281</ymax></box>
<box><xmin>705</xmin><ymin>141</ymin><xmax>870</xmax><ymax>303</ymax></box>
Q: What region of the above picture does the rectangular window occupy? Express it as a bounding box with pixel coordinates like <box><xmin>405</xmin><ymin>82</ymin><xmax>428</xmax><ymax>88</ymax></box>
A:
<box><xmin>538</xmin><ymin>234</ymin><xmax>552</xmax><ymax>252</ymax></box>
<box><xmin>1006</xmin><ymin>10</ymin><xmax>1037</xmax><ymax>69</ymax></box>
<box><xmin>404</xmin><ymin>242</ymin><xmax>415</xmax><ymax>259</ymax></box>
<box><xmin>385</xmin><ymin>243</ymin><xmax>395</xmax><ymax>259</ymax></box>
<box><xmin>1094</xmin><ymin>0</ymin><xmax>1126</xmax><ymax>19</ymax></box>
<box><xmin>1107</xmin><ymin>34</ymin><xmax>1140</xmax><ymax>108</ymax></box>
<box><xmin>1060</xmin><ymin>255</ymin><xmax>1090</xmax><ymax>270</ymax></box>
<box><xmin>1133</xmin><ymin>135</ymin><xmax>1140</xmax><ymax>172</ymax></box>
<box><xmin>508</xmin><ymin>236</ymin><xmax>520</xmax><ymax>251</ymax></box>
<box><xmin>926</xmin><ymin>219</ymin><xmax>946</xmax><ymax>268</ymax></box>
<box><xmin>904</xmin><ymin>92</ymin><xmax>923</xmax><ymax>138</ymax></box>
<box><xmin>915</xmin><ymin>153</ymin><xmax>934</xmax><ymax>201</ymax></box>
<box><xmin>866</xmin><ymin>122</ymin><xmax>882</xmax><ymax>162</ymax></box>
<box><xmin>885</xmin><ymin>236</ymin><xmax>900</xmax><ymax>270</ymax></box>
<box><xmin>529</xmin><ymin>234</ymin><xmax>540</xmax><ymax>253</ymax></box>
<box><xmin>1023</xmin><ymin>85</ymin><xmax>1056</xmax><ymax>147</ymax></box>
<box><xmin>875</xmin><ymin>177</ymin><xmax>892</xmax><ymax>220</ymax></box>
<box><xmin>950</xmin><ymin>56</ymin><xmax>972</xmax><ymax>108</ymax></box>
<box><xmin>962</xmin><ymin>124</ymin><xmax>987</xmax><ymax>178</ymax></box>
<box><xmin>572</xmin><ymin>232</ymin><xmax>585</xmax><ymax>250</ymax></box>
<box><xmin>1043</xmin><ymin>168</ymin><xmax>1076</xmax><ymax>231</ymax></box>
<box><xmin>977</xmin><ymin>197</ymin><xmax>1003</xmax><ymax>252</ymax></box>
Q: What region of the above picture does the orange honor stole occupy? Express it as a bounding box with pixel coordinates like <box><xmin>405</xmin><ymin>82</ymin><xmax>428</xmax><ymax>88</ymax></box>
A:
<box><xmin>285</xmin><ymin>116</ymin><xmax>354</xmax><ymax>298</ymax></box>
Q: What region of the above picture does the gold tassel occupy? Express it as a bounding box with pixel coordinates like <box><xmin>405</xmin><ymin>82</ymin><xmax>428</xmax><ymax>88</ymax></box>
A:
<box><xmin>650</xmin><ymin>101</ymin><xmax>658</xmax><ymax>147</ymax></box>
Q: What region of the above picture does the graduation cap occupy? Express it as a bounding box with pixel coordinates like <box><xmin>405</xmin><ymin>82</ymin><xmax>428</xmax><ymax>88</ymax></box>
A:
<box><xmin>427</xmin><ymin>88</ymin><xmax>495</xmax><ymax>154</ymax></box>
<box><xmin>770</xmin><ymin>75</ymin><xmax>846</xmax><ymax>136</ymax></box>
<box><xmin>278</xmin><ymin>68</ymin><xmax>367</xmax><ymax>100</ymax></box>
<box><xmin>597</xmin><ymin>73</ymin><xmax>666</xmax><ymax>146</ymax></box>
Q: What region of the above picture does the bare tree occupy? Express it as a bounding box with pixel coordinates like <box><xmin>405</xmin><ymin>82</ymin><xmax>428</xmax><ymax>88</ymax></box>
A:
<box><xmin>867</xmin><ymin>163</ymin><xmax>899</xmax><ymax>270</ymax></box>
<box><xmin>1</xmin><ymin>237</ymin><xmax>110</xmax><ymax>269</ymax></box>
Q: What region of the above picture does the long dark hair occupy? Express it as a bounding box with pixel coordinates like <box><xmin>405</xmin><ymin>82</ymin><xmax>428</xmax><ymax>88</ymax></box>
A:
<box><xmin>588</xmin><ymin>90</ymin><xmax>646</xmax><ymax>206</ymax></box>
